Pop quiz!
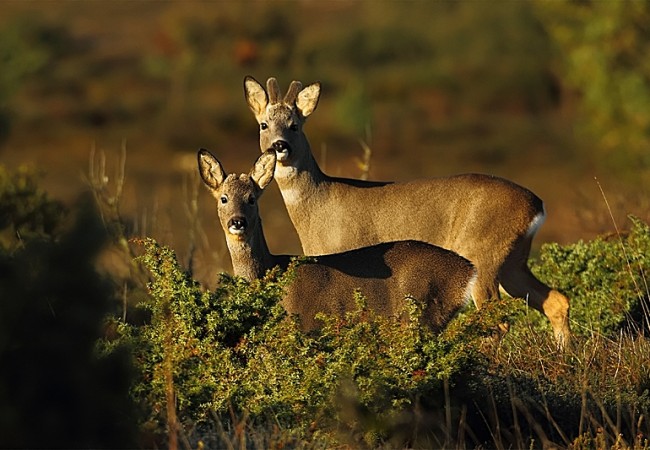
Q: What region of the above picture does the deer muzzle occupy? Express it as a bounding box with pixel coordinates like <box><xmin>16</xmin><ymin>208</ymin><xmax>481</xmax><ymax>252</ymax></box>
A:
<box><xmin>271</xmin><ymin>140</ymin><xmax>291</xmax><ymax>162</ymax></box>
<box><xmin>227</xmin><ymin>217</ymin><xmax>248</xmax><ymax>236</ymax></box>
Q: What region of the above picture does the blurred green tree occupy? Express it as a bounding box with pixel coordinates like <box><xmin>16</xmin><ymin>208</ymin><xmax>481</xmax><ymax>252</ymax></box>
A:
<box><xmin>0</xmin><ymin>168</ymin><xmax>136</xmax><ymax>447</ymax></box>
<box><xmin>535</xmin><ymin>0</ymin><xmax>650</xmax><ymax>178</ymax></box>
<box><xmin>0</xmin><ymin>23</ymin><xmax>42</xmax><ymax>142</ymax></box>
<box><xmin>0</xmin><ymin>165</ymin><xmax>65</xmax><ymax>250</ymax></box>
<box><xmin>0</xmin><ymin>15</ymin><xmax>76</xmax><ymax>143</ymax></box>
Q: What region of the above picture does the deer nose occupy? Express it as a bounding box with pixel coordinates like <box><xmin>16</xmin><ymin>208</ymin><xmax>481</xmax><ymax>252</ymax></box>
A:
<box><xmin>271</xmin><ymin>140</ymin><xmax>290</xmax><ymax>153</ymax></box>
<box><xmin>227</xmin><ymin>217</ymin><xmax>247</xmax><ymax>235</ymax></box>
<box><xmin>271</xmin><ymin>140</ymin><xmax>291</xmax><ymax>162</ymax></box>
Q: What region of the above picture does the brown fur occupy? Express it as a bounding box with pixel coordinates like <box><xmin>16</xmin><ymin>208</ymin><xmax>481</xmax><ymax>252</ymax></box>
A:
<box><xmin>198</xmin><ymin>149</ymin><xmax>477</xmax><ymax>332</ymax></box>
<box><xmin>243</xmin><ymin>76</ymin><xmax>571</xmax><ymax>347</ymax></box>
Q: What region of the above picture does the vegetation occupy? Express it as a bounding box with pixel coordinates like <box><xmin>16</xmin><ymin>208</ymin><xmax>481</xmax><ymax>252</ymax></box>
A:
<box><xmin>536</xmin><ymin>0</ymin><xmax>650</xmax><ymax>178</ymax></box>
<box><xmin>2</xmin><ymin>164</ymin><xmax>648</xmax><ymax>448</ymax></box>
<box><xmin>1</xmin><ymin>1</ymin><xmax>650</xmax><ymax>448</ymax></box>
<box><xmin>0</xmin><ymin>170</ymin><xmax>136</xmax><ymax>448</ymax></box>
<box><xmin>0</xmin><ymin>165</ymin><xmax>65</xmax><ymax>250</ymax></box>
<box><xmin>532</xmin><ymin>216</ymin><xmax>650</xmax><ymax>336</ymax></box>
<box><xmin>104</xmin><ymin>217</ymin><xmax>650</xmax><ymax>449</ymax></box>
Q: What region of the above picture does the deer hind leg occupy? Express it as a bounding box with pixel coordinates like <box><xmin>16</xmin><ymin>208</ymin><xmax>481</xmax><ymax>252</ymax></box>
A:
<box><xmin>499</xmin><ymin>236</ymin><xmax>571</xmax><ymax>349</ymax></box>
<box><xmin>470</xmin><ymin>268</ymin><xmax>510</xmax><ymax>338</ymax></box>
<box><xmin>470</xmin><ymin>269</ymin><xmax>500</xmax><ymax>309</ymax></box>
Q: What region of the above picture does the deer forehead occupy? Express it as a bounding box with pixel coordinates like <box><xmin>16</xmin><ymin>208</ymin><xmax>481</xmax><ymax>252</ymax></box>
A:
<box><xmin>219</xmin><ymin>175</ymin><xmax>255</xmax><ymax>197</ymax></box>
<box><xmin>265</xmin><ymin>103</ymin><xmax>300</xmax><ymax>126</ymax></box>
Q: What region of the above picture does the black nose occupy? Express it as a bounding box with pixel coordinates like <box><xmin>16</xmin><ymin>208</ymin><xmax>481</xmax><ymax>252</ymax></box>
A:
<box><xmin>271</xmin><ymin>140</ymin><xmax>290</xmax><ymax>153</ymax></box>
<box><xmin>228</xmin><ymin>217</ymin><xmax>247</xmax><ymax>230</ymax></box>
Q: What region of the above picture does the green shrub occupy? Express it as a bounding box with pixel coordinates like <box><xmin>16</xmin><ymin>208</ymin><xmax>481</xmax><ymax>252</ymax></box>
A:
<box><xmin>114</xmin><ymin>238</ymin><xmax>511</xmax><ymax>447</ymax></box>
<box><xmin>111</xmin><ymin>218</ymin><xmax>650</xmax><ymax>447</ymax></box>
<box><xmin>530</xmin><ymin>216</ymin><xmax>650</xmax><ymax>336</ymax></box>
<box><xmin>0</xmin><ymin>165</ymin><xmax>66</xmax><ymax>251</ymax></box>
<box><xmin>0</xmin><ymin>196</ymin><xmax>136</xmax><ymax>448</ymax></box>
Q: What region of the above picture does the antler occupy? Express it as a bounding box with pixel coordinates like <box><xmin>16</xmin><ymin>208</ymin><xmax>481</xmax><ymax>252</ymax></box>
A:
<box><xmin>284</xmin><ymin>80</ymin><xmax>303</xmax><ymax>105</ymax></box>
<box><xmin>266</xmin><ymin>78</ymin><xmax>281</xmax><ymax>104</ymax></box>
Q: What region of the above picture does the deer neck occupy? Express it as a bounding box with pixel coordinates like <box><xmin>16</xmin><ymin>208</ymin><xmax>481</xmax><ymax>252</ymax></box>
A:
<box><xmin>226</xmin><ymin>221</ymin><xmax>276</xmax><ymax>282</ymax></box>
<box><xmin>274</xmin><ymin>137</ymin><xmax>326</xmax><ymax>206</ymax></box>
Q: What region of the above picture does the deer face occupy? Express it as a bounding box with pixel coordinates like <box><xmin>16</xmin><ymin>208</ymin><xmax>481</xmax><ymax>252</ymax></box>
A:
<box><xmin>198</xmin><ymin>149</ymin><xmax>276</xmax><ymax>242</ymax></box>
<box><xmin>259</xmin><ymin>103</ymin><xmax>304</xmax><ymax>164</ymax></box>
<box><xmin>217</xmin><ymin>175</ymin><xmax>261</xmax><ymax>241</ymax></box>
<box><xmin>244</xmin><ymin>76</ymin><xmax>320</xmax><ymax>169</ymax></box>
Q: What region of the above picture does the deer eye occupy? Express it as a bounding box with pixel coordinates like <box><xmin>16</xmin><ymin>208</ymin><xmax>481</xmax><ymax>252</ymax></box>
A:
<box><xmin>260</xmin><ymin>122</ymin><xmax>268</xmax><ymax>130</ymax></box>
<box><xmin>289</xmin><ymin>123</ymin><xmax>298</xmax><ymax>131</ymax></box>
<box><xmin>247</xmin><ymin>196</ymin><xmax>256</xmax><ymax>205</ymax></box>
<box><xmin>220</xmin><ymin>196</ymin><xmax>228</xmax><ymax>204</ymax></box>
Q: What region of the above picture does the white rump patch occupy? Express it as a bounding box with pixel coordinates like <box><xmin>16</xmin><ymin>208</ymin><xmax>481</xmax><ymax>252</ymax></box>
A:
<box><xmin>525</xmin><ymin>207</ymin><xmax>546</xmax><ymax>238</ymax></box>
<box><xmin>464</xmin><ymin>271</ymin><xmax>479</xmax><ymax>307</ymax></box>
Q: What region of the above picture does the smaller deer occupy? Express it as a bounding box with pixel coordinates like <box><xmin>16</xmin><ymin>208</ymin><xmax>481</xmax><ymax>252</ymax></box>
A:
<box><xmin>198</xmin><ymin>148</ymin><xmax>477</xmax><ymax>332</ymax></box>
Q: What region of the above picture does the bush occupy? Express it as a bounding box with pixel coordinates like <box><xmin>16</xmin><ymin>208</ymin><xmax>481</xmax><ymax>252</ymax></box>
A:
<box><xmin>0</xmin><ymin>195</ymin><xmax>136</xmax><ymax>448</ymax></box>
<box><xmin>114</xmin><ymin>224</ymin><xmax>650</xmax><ymax>447</ymax></box>
<box><xmin>530</xmin><ymin>216</ymin><xmax>650</xmax><ymax>336</ymax></box>
<box><xmin>114</xmin><ymin>238</ymin><xmax>513</xmax><ymax>448</ymax></box>
<box><xmin>0</xmin><ymin>165</ymin><xmax>66</xmax><ymax>251</ymax></box>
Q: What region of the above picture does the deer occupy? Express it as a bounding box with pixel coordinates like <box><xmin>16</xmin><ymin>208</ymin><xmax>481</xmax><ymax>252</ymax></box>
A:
<box><xmin>198</xmin><ymin>148</ymin><xmax>478</xmax><ymax>333</ymax></box>
<box><xmin>243</xmin><ymin>76</ymin><xmax>571</xmax><ymax>348</ymax></box>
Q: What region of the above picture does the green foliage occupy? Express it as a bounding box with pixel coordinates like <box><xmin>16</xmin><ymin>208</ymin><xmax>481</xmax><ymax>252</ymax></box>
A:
<box><xmin>535</xmin><ymin>1</ymin><xmax>650</xmax><ymax>176</ymax></box>
<box><xmin>0</xmin><ymin>14</ymin><xmax>73</xmax><ymax>141</ymax></box>
<box><xmin>115</xmin><ymin>238</ymin><xmax>512</xmax><ymax>446</ymax></box>
<box><xmin>0</xmin><ymin>17</ymin><xmax>50</xmax><ymax>103</ymax></box>
<box><xmin>118</xmin><ymin>238</ymin><xmax>288</xmax><ymax>433</ymax></box>
<box><xmin>2</xmin><ymin>174</ymin><xmax>645</xmax><ymax>447</ymax></box>
<box><xmin>0</xmin><ymin>195</ymin><xmax>136</xmax><ymax>448</ymax></box>
<box><xmin>530</xmin><ymin>216</ymin><xmax>650</xmax><ymax>336</ymax></box>
<box><xmin>0</xmin><ymin>165</ymin><xmax>66</xmax><ymax>251</ymax></box>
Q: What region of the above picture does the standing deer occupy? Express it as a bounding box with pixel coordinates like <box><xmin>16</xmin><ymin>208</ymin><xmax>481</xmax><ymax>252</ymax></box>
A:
<box><xmin>198</xmin><ymin>148</ymin><xmax>477</xmax><ymax>332</ymax></box>
<box><xmin>243</xmin><ymin>76</ymin><xmax>571</xmax><ymax>347</ymax></box>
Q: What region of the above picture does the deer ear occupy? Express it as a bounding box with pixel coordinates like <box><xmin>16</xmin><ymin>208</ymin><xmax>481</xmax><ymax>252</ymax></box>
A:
<box><xmin>296</xmin><ymin>81</ymin><xmax>321</xmax><ymax>118</ymax></box>
<box><xmin>244</xmin><ymin>75</ymin><xmax>268</xmax><ymax>117</ymax></box>
<box><xmin>198</xmin><ymin>149</ymin><xmax>226</xmax><ymax>191</ymax></box>
<box><xmin>250</xmin><ymin>150</ymin><xmax>276</xmax><ymax>190</ymax></box>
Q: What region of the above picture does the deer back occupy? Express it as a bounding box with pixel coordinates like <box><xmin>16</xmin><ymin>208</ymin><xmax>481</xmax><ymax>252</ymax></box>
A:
<box><xmin>282</xmin><ymin>240</ymin><xmax>476</xmax><ymax>332</ymax></box>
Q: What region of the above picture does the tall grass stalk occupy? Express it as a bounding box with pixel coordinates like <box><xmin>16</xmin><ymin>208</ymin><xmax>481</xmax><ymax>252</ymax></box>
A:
<box><xmin>597</xmin><ymin>177</ymin><xmax>650</xmax><ymax>331</ymax></box>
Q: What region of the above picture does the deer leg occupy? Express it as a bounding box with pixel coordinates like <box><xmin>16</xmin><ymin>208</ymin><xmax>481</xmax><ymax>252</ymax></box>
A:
<box><xmin>470</xmin><ymin>267</ymin><xmax>511</xmax><ymax>338</ymax></box>
<box><xmin>499</xmin><ymin>238</ymin><xmax>570</xmax><ymax>349</ymax></box>
<box><xmin>470</xmin><ymin>270</ymin><xmax>500</xmax><ymax>309</ymax></box>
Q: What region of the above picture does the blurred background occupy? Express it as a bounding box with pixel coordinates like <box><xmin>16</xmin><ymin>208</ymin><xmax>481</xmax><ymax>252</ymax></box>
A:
<box><xmin>1</xmin><ymin>1</ymin><xmax>649</xmax><ymax>286</ymax></box>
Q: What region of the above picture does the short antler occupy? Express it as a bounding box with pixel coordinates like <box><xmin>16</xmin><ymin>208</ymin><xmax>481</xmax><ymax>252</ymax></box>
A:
<box><xmin>266</xmin><ymin>78</ymin><xmax>281</xmax><ymax>104</ymax></box>
<box><xmin>284</xmin><ymin>80</ymin><xmax>303</xmax><ymax>105</ymax></box>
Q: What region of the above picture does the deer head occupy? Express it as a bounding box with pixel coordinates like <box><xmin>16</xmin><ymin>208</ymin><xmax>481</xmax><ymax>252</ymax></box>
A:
<box><xmin>198</xmin><ymin>149</ymin><xmax>276</xmax><ymax>245</ymax></box>
<box><xmin>243</xmin><ymin>76</ymin><xmax>321</xmax><ymax>170</ymax></box>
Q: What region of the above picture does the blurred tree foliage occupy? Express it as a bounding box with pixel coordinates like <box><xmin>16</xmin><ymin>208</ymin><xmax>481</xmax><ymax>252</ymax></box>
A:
<box><xmin>0</xmin><ymin>167</ymin><xmax>136</xmax><ymax>447</ymax></box>
<box><xmin>0</xmin><ymin>165</ymin><xmax>65</xmax><ymax>250</ymax></box>
<box><xmin>535</xmin><ymin>0</ymin><xmax>650</xmax><ymax>177</ymax></box>
<box><xmin>0</xmin><ymin>3</ymin><xmax>563</xmax><ymax>153</ymax></box>
<box><xmin>0</xmin><ymin>14</ymin><xmax>76</xmax><ymax>142</ymax></box>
